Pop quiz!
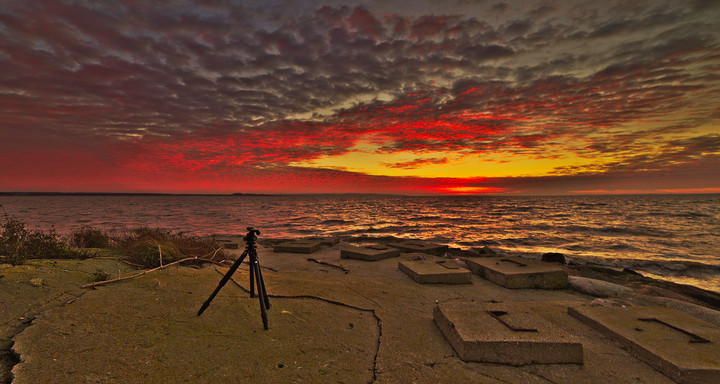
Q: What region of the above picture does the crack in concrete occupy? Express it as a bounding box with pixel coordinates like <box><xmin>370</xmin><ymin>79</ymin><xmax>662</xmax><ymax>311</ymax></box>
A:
<box><xmin>2</xmin><ymin>289</ymin><xmax>89</xmax><ymax>384</ymax></box>
<box><xmin>523</xmin><ymin>369</ymin><xmax>558</xmax><ymax>384</ymax></box>
<box><xmin>340</xmin><ymin>282</ymin><xmax>383</xmax><ymax>309</ymax></box>
<box><xmin>219</xmin><ymin>270</ymin><xmax>383</xmax><ymax>383</ymax></box>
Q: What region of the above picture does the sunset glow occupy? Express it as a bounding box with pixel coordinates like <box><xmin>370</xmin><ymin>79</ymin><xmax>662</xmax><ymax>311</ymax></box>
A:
<box><xmin>1</xmin><ymin>0</ymin><xmax>718</xmax><ymax>194</ymax></box>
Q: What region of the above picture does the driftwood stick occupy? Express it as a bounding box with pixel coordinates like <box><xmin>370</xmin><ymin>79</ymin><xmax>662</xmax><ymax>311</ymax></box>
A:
<box><xmin>307</xmin><ymin>258</ymin><xmax>350</xmax><ymax>274</ymax></box>
<box><xmin>82</xmin><ymin>256</ymin><xmax>211</xmax><ymax>288</ymax></box>
<box><xmin>205</xmin><ymin>247</ymin><xmax>223</xmax><ymax>261</ymax></box>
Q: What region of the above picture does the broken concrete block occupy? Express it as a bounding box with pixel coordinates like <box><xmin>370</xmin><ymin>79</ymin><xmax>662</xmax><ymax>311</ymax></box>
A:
<box><xmin>568</xmin><ymin>305</ymin><xmax>720</xmax><ymax>384</ymax></box>
<box><xmin>386</xmin><ymin>240</ymin><xmax>448</xmax><ymax>256</ymax></box>
<box><xmin>434</xmin><ymin>301</ymin><xmax>583</xmax><ymax>365</ymax></box>
<box><xmin>398</xmin><ymin>259</ymin><xmax>472</xmax><ymax>284</ymax></box>
<box><xmin>273</xmin><ymin>240</ymin><xmax>322</xmax><ymax>254</ymax></box>
<box><xmin>464</xmin><ymin>256</ymin><xmax>568</xmax><ymax>289</ymax></box>
<box><xmin>213</xmin><ymin>235</ymin><xmax>242</xmax><ymax>250</ymax></box>
<box><xmin>313</xmin><ymin>237</ymin><xmax>340</xmax><ymax>246</ymax></box>
<box><xmin>340</xmin><ymin>244</ymin><xmax>400</xmax><ymax>261</ymax></box>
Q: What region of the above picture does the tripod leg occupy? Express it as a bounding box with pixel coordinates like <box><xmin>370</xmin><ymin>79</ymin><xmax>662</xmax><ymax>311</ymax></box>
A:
<box><xmin>249</xmin><ymin>254</ymin><xmax>256</xmax><ymax>298</ymax></box>
<box><xmin>197</xmin><ymin>250</ymin><xmax>248</xmax><ymax>316</ymax></box>
<box><xmin>252</xmin><ymin>260</ymin><xmax>269</xmax><ymax>330</ymax></box>
<box><xmin>254</xmin><ymin>256</ymin><xmax>271</xmax><ymax>310</ymax></box>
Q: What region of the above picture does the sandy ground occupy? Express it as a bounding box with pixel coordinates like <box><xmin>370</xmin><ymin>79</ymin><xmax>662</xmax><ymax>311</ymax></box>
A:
<box><xmin>2</xmin><ymin>242</ymin><xmax>717</xmax><ymax>383</ymax></box>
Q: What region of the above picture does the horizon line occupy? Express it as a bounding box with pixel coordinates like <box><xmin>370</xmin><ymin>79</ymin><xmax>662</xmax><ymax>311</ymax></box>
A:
<box><xmin>1</xmin><ymin>191</ymin><xmax>719</xmax><ymax>197</ymax></box>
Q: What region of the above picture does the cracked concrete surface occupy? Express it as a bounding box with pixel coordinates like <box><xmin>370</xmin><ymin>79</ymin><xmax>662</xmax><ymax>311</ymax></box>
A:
<box><xmin>1</xmin><ymin>259</ymin><xmax>137</xmax><ymax>384</ymax></box>
<box><xmin>2</xmin><ymin>245</ymin><xmax>683</xmax><ymax>383</ymax></box>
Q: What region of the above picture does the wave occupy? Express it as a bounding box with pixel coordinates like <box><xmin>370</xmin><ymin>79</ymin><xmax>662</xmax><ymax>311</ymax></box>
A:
<box><xmin>648</xmin><ymin>211</ymin><xmax>713</xmax><ymax>219</ymax></box>
<box><xmin>3</xmin><ymin>193</ymin><xmax>719</xmax><ymax>292</ymax></box>
<box><xmin>406</xmin><ymin>215</ymin><xmax>442</xmax><ymax>221</ymax></box>
<box><xmin>456</xmin><ymin>239</ymin><xmax>502</xmax><ymax>247</ymax></box>
<box><xmin>319</xmin><ymin>219</ymin><xmax>356</xmax><ymax>225</ymax></box>
<box><xmin>556</xmin><ymin>224</ymin><xmax>673</xmax><ymax>238</ymax></box>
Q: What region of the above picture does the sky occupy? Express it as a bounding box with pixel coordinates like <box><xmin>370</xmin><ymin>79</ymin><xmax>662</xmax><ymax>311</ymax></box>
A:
<box><xmin>1</xmin><ymin>0</ymin><xmax>719</xmax><ymax>195</ymax></box>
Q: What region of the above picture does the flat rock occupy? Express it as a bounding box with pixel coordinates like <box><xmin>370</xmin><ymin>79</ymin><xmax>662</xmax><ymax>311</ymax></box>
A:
<box><xmin>340</xmin><ymin>244</ymin><xmax>400</xmax><ymax>261</ymax></box>
<box><xmin>386</xmin><ymin>241</ymin><xmax>448</xmax><ymax>256</ymax></box>
<box><xmin>398</xmin><ymin>259</ymin><xmax>472</xmax><ymax>284</ymax></box>
<box><xmin>569</xmin><ymin>305</ymin><xmax>720</xmax><ymax>384</ymax></box>
<box><xmin>273</xmin><ymin>240</ymin><xmax>322</xmax><ymax>254</ymax></box>
<box><xmin>434</xmin><ymin>301</ymin><xmax>583</xmax><ymax>365</ymax></box>
<box><xmin>569</xmin><ymin>276</ymin><xmax>631</xmax><ymax>297</ymax></box>
<box><xmin>464</xmin><ymin>256</ymin><xmax>568</xmax><ymax>289</ymax></box>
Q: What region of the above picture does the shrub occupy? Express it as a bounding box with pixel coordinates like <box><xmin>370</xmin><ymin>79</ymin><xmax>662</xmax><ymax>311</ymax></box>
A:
<box><xmin>0</xmin><ymin>212</ymin><xmax>227</xmax><ymax>268</ymax></box>
<box><xmin>0</xmin><ymin>216</ymin><xmax>81</xmax><ymax>265</ymax></box>
<box><xmin>68</xmin><ymin>225</ymin><xmax>111</xmax><ymax>248</ymax></box>
<box><xmin>114</xmin><ymin>227</ymin><xmax>226</xmax><ymax>268</ymax></box>
<box><xmin>91</xmin><ymin>269</ymin><xmax>111</xmax><ymax>282</ymax></box>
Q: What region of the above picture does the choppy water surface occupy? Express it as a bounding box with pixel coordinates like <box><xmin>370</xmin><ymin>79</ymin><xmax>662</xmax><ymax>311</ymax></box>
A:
<box><xmin>1</xmin><ymin>194</ymin><xmax>718</xmax><ymax>292</ymax></box>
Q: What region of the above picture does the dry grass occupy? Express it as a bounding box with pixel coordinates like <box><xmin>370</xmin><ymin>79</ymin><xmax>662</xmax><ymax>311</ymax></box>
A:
<box><xmin>0</xmin><ymin>212</ymin><xmax>228</xmax><ymax>268</ymax></box>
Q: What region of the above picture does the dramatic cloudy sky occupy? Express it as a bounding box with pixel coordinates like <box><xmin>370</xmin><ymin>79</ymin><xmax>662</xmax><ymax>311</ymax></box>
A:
<box><xmin>1</xmin><ymin>0</ymin><xmax>719</xmax><ymax>194</ymax></box>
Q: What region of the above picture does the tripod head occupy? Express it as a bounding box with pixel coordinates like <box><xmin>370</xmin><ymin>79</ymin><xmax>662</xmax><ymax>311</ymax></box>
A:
<box><xmin>244</xmin><ymin>227</ymin><xmax>261</xmax><ymax>246</ymax></box>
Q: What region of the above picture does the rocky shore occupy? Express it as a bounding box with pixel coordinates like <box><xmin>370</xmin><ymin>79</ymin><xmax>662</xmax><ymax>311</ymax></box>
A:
<box><xmin>2</xmin><ymin>237</ymin><xmax>719</xmax><ymax>383</ymax></box>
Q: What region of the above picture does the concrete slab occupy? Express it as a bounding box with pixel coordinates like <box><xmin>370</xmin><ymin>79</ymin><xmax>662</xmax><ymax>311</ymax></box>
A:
<box><xmin>5</xmin><ymin>251</ymin><xmax>681</xmax><ymax>384</ymax></box>
<box><xmin>10</xmin><ymin>266</ymin><xmax>379</xmax><ymax>384</ymax></box>
<box><xmin>464</xmin><ymin>256</ymin><xmax>568</xmax><ymax>289</ymax></box>
<box><xmin>340</xmin><ymin>244</ymin><xmax>400</xmax><ymax>261</ymax></box>
<box><xmin>398</xmin><ymin>260</ymin><xmax>472</xmax><ymax>284</ymax></box>
<box><xmin>434</xmin><ymin>301</ymin><xmax>583</xmax><ymax>365</ymax></box>
<box><xmin>568</xmin><ymin>305</ymin><xmax>720</xmax><ymax>384</ymax></box>
<box><xmin>386</xmin><ymin>240</ymin><xmax>448</xmax><ymax>256</ymax></box>
<box><xmin>273</xmin><ymin>240</ymin><xmax>322</xmax><ymax>254</ymax></box>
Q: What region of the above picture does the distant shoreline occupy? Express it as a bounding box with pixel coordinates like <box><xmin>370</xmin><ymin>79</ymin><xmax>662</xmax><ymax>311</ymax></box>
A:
<box><xmin>1</xmin><ymin>192</ymin><xmax>718</xmax><ymax>197</ymax></box>
<box><xmin>0</xmin><ymin>192</ymin><xmax>409</xmax><ymax>197</ymax></box>
<box><xmin>0</xmin><ymin>192</ymin><xmax>271</xmax><ymax>197</ymax></box>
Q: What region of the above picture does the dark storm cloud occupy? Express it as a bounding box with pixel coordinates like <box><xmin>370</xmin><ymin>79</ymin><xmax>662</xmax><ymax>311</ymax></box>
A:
<box><xmin>0</xmin><ymin>0</ymin><xmax>719</xmax><ymax>193</ymax></box>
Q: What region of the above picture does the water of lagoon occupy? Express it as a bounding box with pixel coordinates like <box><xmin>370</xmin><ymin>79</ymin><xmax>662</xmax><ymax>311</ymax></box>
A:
<box><xmin>1</xmin><ymin>194</ymin><xmax>718</xmax><ymax>292</ymax></box>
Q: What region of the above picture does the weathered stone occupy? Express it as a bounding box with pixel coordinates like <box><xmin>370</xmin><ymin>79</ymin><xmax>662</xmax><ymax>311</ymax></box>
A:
<box><xmin>464</xmin><ymin>256</ymin><xmax>568</xmax><ymax>289</ymax></box>
<box><xmin>623</xmin><ymin>268</ymin><xmax>643</xmax><ymax>276</ymax></box>
<box><xmin>386</xmin><ymin>241</ymin><xmax>448</xmax><ymax>256</ymax></box>
<box><xmin>472</xmin><ymin>246</ymin><xmax>497</xmax><ymax>255</ymax></box>
<box><xmin>220</xmin><ymin>242</ymin><xmax>239</xmax><ymax>249</ymax></box>
<box><xmin>212</xmin><ymin>235</ymin><xmax>242</xmax><ymax>250</ymax></box>
<box><xmin>398</xmin><ymin>259</ymin><xmax>472</xmax><ymax>284</ymax></box>
<box><xmin>340</xmin><ymin>244</ymin><xmax>399</xmax><ymax>261</ymax></box>
<box><xmin>569</xmin><ymin>305</ymin><xmax>720</xmax><ymax>384</ymax></box>
<box><xmin>434</xmin><ymin>301</ymin><xmax>583</xmax><ymax>365</ymax></box>
<box><xmin>273</xmin><ymin>240</ymin><xmax>322</xmax><ymax>254</ymax></box>
<box><xmin>541</xmin><ymin>252</ymin><xmax>566</xmax><ymax>264</ymax></box>
<box><xmin>589</xmin><ymin>298</ymin><xmax>634</xmax><ymax>307</ymax></box>
<box><xmin>569</xmin><ymin>276</ymin><xmax>631</xmax><ymax>298</ymax></box>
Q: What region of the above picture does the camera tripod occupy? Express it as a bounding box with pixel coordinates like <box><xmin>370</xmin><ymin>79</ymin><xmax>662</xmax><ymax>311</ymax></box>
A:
<box><xmin>197</xmin><ymin>227</ymin><xmax>271</xmax><ymax>329</ymax></box>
